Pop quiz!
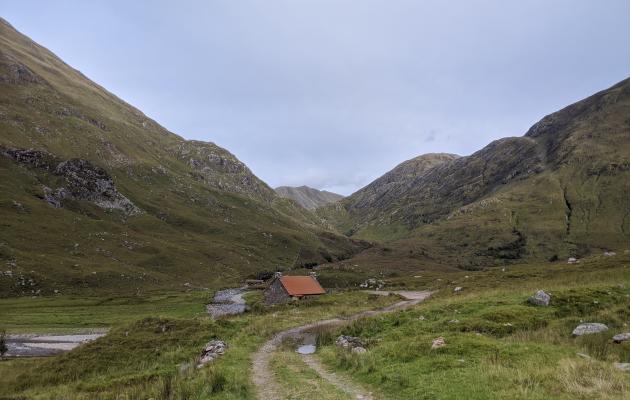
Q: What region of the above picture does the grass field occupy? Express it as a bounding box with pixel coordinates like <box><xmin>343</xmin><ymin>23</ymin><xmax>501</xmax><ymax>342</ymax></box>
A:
<box><xmin>0</xmin><ymin>290</ymin><xmax>398</xmax><ymax>399</ymax></box>
<box><xmin>2</xmin><ymin>255</ymin><xmax>630</xmax><ymax>399</ymax></box>
<box><xmin>310</xmin><ymin>256</ymin><xmax>630</xmax><ymax>400</ymax></box>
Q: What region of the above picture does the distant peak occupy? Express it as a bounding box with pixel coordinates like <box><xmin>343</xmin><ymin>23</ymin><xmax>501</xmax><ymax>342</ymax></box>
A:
<box><xmin>275</xmin><ymin>185</ymin><xmax>344</xmax><ymax>210</ymax></box>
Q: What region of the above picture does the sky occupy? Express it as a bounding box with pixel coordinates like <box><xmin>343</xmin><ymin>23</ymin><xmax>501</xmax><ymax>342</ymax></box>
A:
<box><xmin>3</xmin><ymin>1</ymin><xmax>630</xmax><ymax>195</ymax></box>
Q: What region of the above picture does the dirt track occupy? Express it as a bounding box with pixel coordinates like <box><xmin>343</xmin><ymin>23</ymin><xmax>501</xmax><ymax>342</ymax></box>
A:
<box><xmin>251</xmin><ymin>291</ymin><xmax>432</xmax><ymax>400</ymax></box>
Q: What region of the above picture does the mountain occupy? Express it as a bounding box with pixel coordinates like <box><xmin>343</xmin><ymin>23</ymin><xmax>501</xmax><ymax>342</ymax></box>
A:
<box><xmin>0</xmin><ymin>18</ymin><xmax>367</xmax><ymax>296</ymax></box>
<box><xmin>275</xmin><ymin>185</ymin><xmax>343</xmax><ymax>210</ymax></box>
<box><xmin>321</xmin><ymin>78</ymin><xmax>630</xmax><ymax>269</ymax></box>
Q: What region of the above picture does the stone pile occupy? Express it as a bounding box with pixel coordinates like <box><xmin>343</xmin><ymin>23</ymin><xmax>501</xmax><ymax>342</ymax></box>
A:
<box><xmin>336</xmin><ymin>335</ymin><xmax>367</xmax><ymax>353</ymax></box>
<box><xmin>197</xmin><ymin>340</ymin><xmax>227</xmax><ymax>367</ymax></box>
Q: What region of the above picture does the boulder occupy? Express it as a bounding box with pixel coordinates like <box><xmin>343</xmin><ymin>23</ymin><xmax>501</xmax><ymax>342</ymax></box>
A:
<box><xmin>431</xmin><ymin>337</ymin><xmax>446</xmax><ymax>349</ymax></box>
<box><xmin>614</xmin><ymin>363</ymin><xmax>630</xmax><ymax>372</ymax></box>
<box><xmin>454</xmin><ymin>287</ymin><xmax>463</xmax><ymax>293</ymax></box>
<box><xmin>197</xmin><ymin>340</ymin><xmax>227</xmax><ymax>367</ymax></box>
<box><xmin>572</xmin><ymin>323</ymin><xmax>608</xmax><ymax>336</ymax></box>
<box><xmin>528</xmin><ymin>290</ymin><xmax>551</xmax><ymax>306</ymax></box>
<box><xmin>567</xmin><ymin>257</ymin><xmax>579</xmax><ymax>264</ymax></box>
<box><xmin>612</xmin><ymin>333</ymin><xmax>630</xmax><ymax>343</ymax></box>
<box><xmin>351</xmin><ymin>346</ymin><xmax>367</xmax><ymax>354</ymax></box>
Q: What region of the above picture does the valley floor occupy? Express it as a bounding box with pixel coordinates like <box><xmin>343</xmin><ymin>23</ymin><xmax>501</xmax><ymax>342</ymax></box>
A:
<box><xmin>1</xmin><ymin>254</ymin><xmax>630</xmax><ymax>399</ymax></box>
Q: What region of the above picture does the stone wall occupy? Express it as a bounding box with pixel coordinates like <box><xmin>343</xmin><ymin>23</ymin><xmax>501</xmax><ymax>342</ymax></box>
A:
<box><xmin>264</xmin><ymin>278</ymin><xmax>290</xmax><ymax>305</ymax></box>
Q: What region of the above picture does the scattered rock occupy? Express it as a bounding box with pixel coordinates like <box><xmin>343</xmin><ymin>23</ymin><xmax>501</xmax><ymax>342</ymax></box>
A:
<box><xmin>431</xmin><ymin>337</ymin><xmax>446</xmax><ymax>349</ymax></box>
<box><xmin>528</xmin><ymin>290</ymin><xmax>551</xmax><ymax>306</ymax></box>
<box><xmin>572</xmin><ymin>323</ymin><xmax>609</xmax><ymax>336</ymax></box>
<box><xmin>604</xmin><ymin>251</ymin><xmax>617</xmax><ymax>257</ymax></box>
<box><xmin>359</xmin><ymin>278</ymin><xmax>385</xmax><ymax>290</ymax></box>
<box><xmin>454</xmin><ymin>287</ymin><xmax>463</xmax><ymax>293</ymax></box>
<box><xmin>418</xmin><ymin>315</ymin><xmax>426</xmax><ymax>321</ymax></box>
<box><xmin>614</xmin><ymin>363</ymin><xmax>630</xmax><ymax>372</ymax></box>
<box><xmin>568</xmin><ymin>257</ymin><xmax>579</xmax><ymax>264</ymax></box>
<box><xmin>197</xmin><ymin>340</ymin><xmax>227</xmax><ymax>367</ymax></box>
<box><xmin>613</xmin><ymin>333</ymin><xmax>630</xmax><ymax>343</ymax></box>
<box><xmin>336</xmin><ymin>335</ymin><xmax>364</xmax><ymax>350</ymax></box>
<box><xmin>351</xmin><ymin>346</ymin><xmax>367</xmax><ymax>354</ymax></box>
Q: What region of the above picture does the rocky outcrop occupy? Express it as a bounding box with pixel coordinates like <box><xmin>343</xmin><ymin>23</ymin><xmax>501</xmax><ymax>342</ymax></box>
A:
<box><xmin>174</xmin><ymin>141</ymin><xmax>276</xmax><ymax>202</ymax></box>
<box><xmin>3</xmin><ymin>148</ymin><xmax>140</xmax><ymax>215</ymax></box>
<box><xmin>0</xmin><ymin>54</ymin><xmax>43</xmax><ymax>85</ymax></box>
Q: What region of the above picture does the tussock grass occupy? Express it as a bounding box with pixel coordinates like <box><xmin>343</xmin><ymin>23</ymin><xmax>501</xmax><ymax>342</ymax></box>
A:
<box><xmin>0</xmin><ymin>290</ymin><xmax>398</xmax><ymax>399</ymax></box>
<box><xmin>313</xmin><ymin>260</ymin><xmax>630</xmax><ymax>399</ymax></box>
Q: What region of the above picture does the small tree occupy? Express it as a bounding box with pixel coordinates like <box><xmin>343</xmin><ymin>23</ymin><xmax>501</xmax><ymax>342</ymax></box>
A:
<box><xmin>0</xmin><ymin>329</ymin><xmax>7</xmax><ymax>358</ymax></box>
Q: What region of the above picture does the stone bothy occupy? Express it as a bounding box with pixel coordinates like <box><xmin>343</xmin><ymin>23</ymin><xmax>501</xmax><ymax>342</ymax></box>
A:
<box><xmin>264</xmin><ymin>274</ymin><xmax>326</xmax><ymax>305</ymax></box>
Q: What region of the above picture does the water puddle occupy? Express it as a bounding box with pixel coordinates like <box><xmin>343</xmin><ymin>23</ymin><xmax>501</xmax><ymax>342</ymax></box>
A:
<box><xmin>295</xmin><ymin>332</ymin><xmax>317</xmax><ymax>354</ymax></box>
<box><xmin>296</xmin><ymin>344</ymin><xmax>316</xmax><ymax>354</ymax></box>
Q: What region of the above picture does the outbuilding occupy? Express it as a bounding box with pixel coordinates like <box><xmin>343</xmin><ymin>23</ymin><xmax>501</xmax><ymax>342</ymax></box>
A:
<box><xmin>264</xmin><ymin>275</ymin><xmax>326</xmax><ymax>305</ymax></box>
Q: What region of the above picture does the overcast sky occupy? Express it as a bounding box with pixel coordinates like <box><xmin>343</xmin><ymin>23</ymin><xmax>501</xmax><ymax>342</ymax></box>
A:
<box><xmin>3</xmin><ymin>1</ymin><xmax>630</xmax><ymax>194</ymax></box>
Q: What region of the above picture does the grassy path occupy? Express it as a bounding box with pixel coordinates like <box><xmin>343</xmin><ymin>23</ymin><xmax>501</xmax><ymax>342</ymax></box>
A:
<box><xmin>301</xmin><ymin>354</ymin><xmax>374</xmax><ymax>399</ymax></box>
<box><xmin>251</xmin><ymin>291</ymin><xmax>432</xmax><ymax>400</ymax></box>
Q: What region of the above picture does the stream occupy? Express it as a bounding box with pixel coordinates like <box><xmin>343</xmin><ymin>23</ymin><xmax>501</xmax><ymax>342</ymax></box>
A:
<box><xmin>5</xmin><ymin>333</ymin><xmax>106</xmax><ymax>357</ymax></box>
<box><xmin>206</xmin><ymin>287</ymin><xmax>248</xmax><ymax>317</ymax></box>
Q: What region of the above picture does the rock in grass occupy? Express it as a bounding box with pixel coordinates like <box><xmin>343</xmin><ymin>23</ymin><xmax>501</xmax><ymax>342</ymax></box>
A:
<box><xmin>614</xmin><ymin>363</ymin><xmax>630</xmax><ymax>371</ymax></box>
<box><xmin>336</xmin><ymin>335</ymin><xmax>364</xmax><ymax>350</ymax></box>
<box><xmin>197</xmin><ymin>340</ymin><xmax>227</xmax><ymax>367</ymax></box>
<box><xmin>572</xmin><ymin>323</ymin><xmax>608</xmax><ymax>336</ymax></box>
<box><xmin>352</xmin><ymin>346</ymin><xmax>367</xmax><ymax>354</ymax></box>
<box><xmin>431</xmin><ymin>337</ymin><xmax>446</xmax><ymax>349</ymax></box>
<box><xmin>613</xmin><ymin>333</ymin><xmax>630</xmax><ymax>343</ymax></box>
<box><xmin>528</xmin><ymin>290</ymin><xmax>551</xmax><ymax>306</ymax></box>
<box><xmin>454</xmin><ymin>287</ymin><xmax>463</xmax><ymax>293</ymax></box>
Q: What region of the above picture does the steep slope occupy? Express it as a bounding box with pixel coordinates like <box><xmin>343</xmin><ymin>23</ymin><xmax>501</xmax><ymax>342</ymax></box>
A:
<box><xmin>323</xmin><ymin>78</ymin><xmax>630</xmax><ymax>268</ymax></box>
<box><xmin>0</xmin><ymin>18</ymin><xmax>366</xmax><ymax>296</ymax></box>
<box><xmin>275</xmin><ymin>185</ymin><xmax>343</xmax><ymax>210</ymax></box>
<box><xmin>318</xmin><ymin>153</ymin><xmax>459</xmax><ymax>237</ymax></box>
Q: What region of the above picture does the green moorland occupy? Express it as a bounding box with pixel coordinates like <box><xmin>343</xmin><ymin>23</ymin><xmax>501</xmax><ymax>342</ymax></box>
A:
<box><xmin>0</xmin><ymin>17</ymin><xmax>366</xmax><ymax>298</ymax></box>
<box><xmin>309</xmin><ymin>254</ymin><xmax>630</xmax><ymax>400</ymax></box>
<box><xmin>1</xmin><ymin>254</ymin><xmax>629</xmax><ymax>399</ymax></box>
<box><xmin>0</xmin><ymin>290</ymin><xmax>398</xmax><ymax>399</ymax></box>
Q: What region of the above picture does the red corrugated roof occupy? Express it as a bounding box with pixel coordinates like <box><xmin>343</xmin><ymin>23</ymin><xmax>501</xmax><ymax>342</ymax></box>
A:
<box><xmin>280</xmin><ymin>276</ymin><xmax>326</xmax><ymax>296</ymax></box>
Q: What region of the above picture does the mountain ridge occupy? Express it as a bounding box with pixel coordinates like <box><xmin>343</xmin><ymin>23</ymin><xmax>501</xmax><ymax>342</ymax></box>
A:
<box><xmin>275</xmin><ymin>185</ymin><xmax>343</xmax><ymax>210</ymax></box>
<box><xmin>0</xmin><ymin>18</ymin><xmax>367</xmax><ymax>296</ymax></box>
<box><xmin>320</xmin><ymin>77</ymin><xmax>630</xmax><ymax>268</ymax></box>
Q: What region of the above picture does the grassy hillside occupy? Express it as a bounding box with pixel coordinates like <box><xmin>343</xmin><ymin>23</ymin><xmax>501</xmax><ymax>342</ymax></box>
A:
<box><xmin>315</xmin><ymin>255</ymin><xmax>630</xmax><ymax>399</ymax></box>
<box><xmin>0</xmin><ymin>18</ymin><xmax>366</xmax><ymax>297</ymax></box>
<box><xmin>321</xmin><ymin>78</ymin><xmax>630</xmax><ymax>268</ymax></box>
<box><xmin>1</xmin><ymin>254</ymin><xmax>629</xmax><ymax>399</ymax></box>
